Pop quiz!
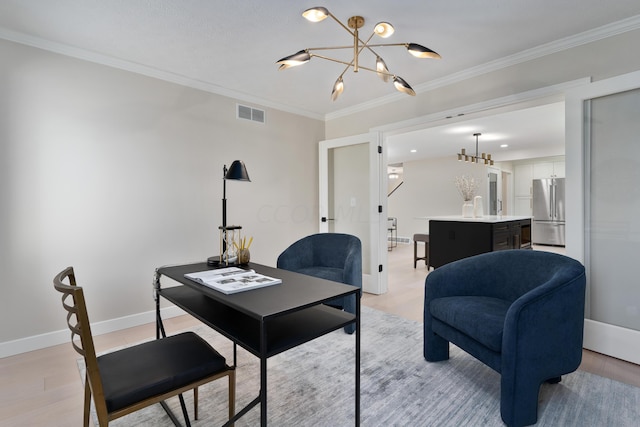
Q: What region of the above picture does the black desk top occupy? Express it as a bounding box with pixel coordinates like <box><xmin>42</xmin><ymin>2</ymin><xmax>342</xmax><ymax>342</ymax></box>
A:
<box><xmin>156</xmin><ymin>262</ymin><xmax>358</xmax><ymax>321</ymax></box>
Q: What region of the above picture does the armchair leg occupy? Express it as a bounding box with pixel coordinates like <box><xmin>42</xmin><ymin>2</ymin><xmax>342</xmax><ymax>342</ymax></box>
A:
<box><xmin>343</xmin><ymin>296</ymin><xmax>356</xmax><ymax>334</ymax></box>
<box><xmin>423</xmin><ymin>332</ymin><xmax>449</xmax><ymax>361</ymax></box>
<box><xmin>546</xmin><ymin>376</ymin><xmax>562</xmax><ymax>384</ymax></box>
<box><xmin>501</xmin><ymin>376</ymin><xmax>540</xmax><ymax>427</ymax></box>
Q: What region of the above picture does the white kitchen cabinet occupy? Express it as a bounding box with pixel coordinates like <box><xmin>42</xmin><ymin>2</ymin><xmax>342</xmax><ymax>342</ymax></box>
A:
<box><xmin>533</xmin><ymin>161</ymin><xmax>565</xmax><ymax>178</ymax></box>
<box><xmin>514</xmin><ymin>196</ymin><xmax>532</xmax><ymax>216</ymax></box>
<box><xmin>514</xmin><ymin>164</ymin><xmax>533</xmax><ymax>197</ymax></box>
<box><xmin>552</xmin><ymin>161</ymin><xmax>565</xmax><ymax>177</ymax></box>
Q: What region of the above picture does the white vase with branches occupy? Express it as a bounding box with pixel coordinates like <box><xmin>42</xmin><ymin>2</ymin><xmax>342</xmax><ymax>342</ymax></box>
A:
<box><xmin>455</xmin><ymin>175</ymin><xmax>480</xmax><ymax>217</ymax></box>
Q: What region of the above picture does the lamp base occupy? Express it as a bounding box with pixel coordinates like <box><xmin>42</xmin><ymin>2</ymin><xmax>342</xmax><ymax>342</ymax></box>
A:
<box><xmin>207</xmin><ymin>255</ymin><xmax>239</xmax><ymax>267</ymax></box>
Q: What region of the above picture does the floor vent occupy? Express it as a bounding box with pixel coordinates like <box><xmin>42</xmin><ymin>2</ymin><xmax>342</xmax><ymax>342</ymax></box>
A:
<box><xmin>237</xmin><ymin>104</ymin><xmax>265</xmax><ymax>124</ymax></box>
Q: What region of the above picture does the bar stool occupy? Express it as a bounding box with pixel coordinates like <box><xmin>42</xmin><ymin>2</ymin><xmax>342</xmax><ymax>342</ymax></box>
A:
<box><xmin>413</xmin><ymin>233</ymin><xmax>430</xmax><ymax>269</ymax></box>
<box><xmin>387</xmin><ymin>217</ymin><xmax>397</xmax><ymax>251</ymax></box>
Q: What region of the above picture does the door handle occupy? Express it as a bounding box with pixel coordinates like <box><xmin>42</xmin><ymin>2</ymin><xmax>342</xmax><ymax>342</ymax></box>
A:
<box><xmin>321</xmin><ymin>217</ymin><xmax>335</xmax><ymax>223</ymax></box>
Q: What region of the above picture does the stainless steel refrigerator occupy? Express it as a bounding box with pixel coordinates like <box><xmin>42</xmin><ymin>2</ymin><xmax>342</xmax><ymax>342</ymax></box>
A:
<box><xmin>532</xmin><ymin>178</ymin><xmax>565</xmax><ymax>246</ymax></box>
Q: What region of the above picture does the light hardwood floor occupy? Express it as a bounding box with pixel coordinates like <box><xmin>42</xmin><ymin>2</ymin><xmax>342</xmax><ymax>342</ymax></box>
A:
<box><xmin>1</xmin><ymin>245</ymin><xmax>639</xmax><ymax>426</ymax></box>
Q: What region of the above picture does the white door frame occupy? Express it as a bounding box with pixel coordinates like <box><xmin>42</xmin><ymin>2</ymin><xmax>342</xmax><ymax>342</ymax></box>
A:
<box><xmin>319</xmin><ymin>132</ymin><xmax>387</xmax><ymax>295</ymax></box>
<box><xmin>566</xmin><ymin>69</ymin><xmax>640</xmax><ymax>364</ymax></box>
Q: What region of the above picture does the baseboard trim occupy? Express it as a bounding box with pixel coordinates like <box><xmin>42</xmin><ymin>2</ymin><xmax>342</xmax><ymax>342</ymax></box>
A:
<box><xmin>583</xmin><ymin>319</ymin><xmax>640</xmax><ymax>365</ymax></box>
<box><xmin>0</xmin><ymin>305</ymin><xmax>186</xmax><ymax>358</ymax></box>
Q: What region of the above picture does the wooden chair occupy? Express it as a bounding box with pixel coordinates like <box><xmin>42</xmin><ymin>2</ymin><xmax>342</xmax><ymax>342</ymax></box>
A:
<box><xmin>53</xmin><ymin>266</ymin><xmax>235</xmax><ymax>427</ymax></box>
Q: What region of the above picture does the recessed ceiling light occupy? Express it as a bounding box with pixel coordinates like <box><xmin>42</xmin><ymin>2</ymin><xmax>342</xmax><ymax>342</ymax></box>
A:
<box><xmin>410</xmin><ymin>149</ymin><xmax>417</xmax><ymax>153</ymax></box>
<box><xmin>500</xmin><ymin>144</ymin><xmax>509</xmax><ymax>148</ymax></box>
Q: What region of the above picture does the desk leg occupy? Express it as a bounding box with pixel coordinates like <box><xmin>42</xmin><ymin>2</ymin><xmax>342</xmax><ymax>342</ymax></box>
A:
<box><xmin>153</xmin><ymin>270</ymin><xmax>166</xmax><ymax>339</ymax></box>
<box><xmin>355</xmin><ymin>293</ymin><xmax>361</xmax><ymax>426</ymax></box>
<box><xmin>260</xmin><ymin>321</ymin><xmax>267</xmax><ymax>426</ymax></box>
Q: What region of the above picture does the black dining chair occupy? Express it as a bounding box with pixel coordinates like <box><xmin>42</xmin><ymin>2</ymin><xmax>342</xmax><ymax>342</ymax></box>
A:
<box><xmin>53</xmin><ymin>266</ymin><xmax>235</xmax><ymax>426</ymax></box>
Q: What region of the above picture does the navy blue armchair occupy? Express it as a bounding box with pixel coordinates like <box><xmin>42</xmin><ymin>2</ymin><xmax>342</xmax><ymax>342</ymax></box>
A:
<box><xmin>277</xmin><ymin>233</ymin><xmax>362</xmax><ymax>334</ymax></box>
<box><xmin>424</xmin><ymin>250</ymin><xmax>586</xmax><ymax>426</ymax></box>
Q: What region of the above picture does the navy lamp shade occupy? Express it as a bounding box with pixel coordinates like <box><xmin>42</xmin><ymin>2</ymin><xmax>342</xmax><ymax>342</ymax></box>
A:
<box><xmin>225</xmin><ymin>160</ymin><xmax>251</xmax><ymax>182</ymax></box>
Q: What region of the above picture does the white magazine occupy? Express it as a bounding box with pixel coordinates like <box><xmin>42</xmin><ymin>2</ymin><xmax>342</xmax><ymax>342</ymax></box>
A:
<box><xmin>184</xmin><ymin>267</ymin><xmax>281</xmax><ymax>294</ymax></box>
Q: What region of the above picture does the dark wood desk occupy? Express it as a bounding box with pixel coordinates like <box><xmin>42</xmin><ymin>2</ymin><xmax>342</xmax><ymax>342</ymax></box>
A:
<box><xmin>153</xmin><ymin>262</ymin><xmax>360</xmax><ymax>426</ymax></box>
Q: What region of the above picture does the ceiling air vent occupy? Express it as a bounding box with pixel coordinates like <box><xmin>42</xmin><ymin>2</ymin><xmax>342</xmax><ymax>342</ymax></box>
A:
<box><xmin>237</xmin><ymin>104</ymin><xmax>265</xmax><ymax>124</ymax></box>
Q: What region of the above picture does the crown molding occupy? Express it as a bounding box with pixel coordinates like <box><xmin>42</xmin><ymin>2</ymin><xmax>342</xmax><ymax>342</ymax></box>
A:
<box><xmin>2</xmin><ymin>14</ymin><xmax>639</xmax><ymax>123</ymax></box>
<box><xmin>0</xmin><ymin>27</ymin><xmax>325</xmax><ymax>121</ymax></box>
<box><xmin>372</xmin><ymin>77</ymin><xmax>591</xmax><ymax>136</ymax></box>
<box><xmin>325</xmin><ymin>14</ymin><xmax>640</xmax><ymax>121</ymax></box>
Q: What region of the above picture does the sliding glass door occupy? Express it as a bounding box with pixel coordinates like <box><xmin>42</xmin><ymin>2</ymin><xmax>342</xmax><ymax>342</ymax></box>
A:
<box><xmin>566</xmin><ymin>70</ymin><xmax>640</xmax><ymax>364</ymax></box>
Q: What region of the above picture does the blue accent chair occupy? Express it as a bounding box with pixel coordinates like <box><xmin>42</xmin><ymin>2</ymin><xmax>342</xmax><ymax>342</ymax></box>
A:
<box><xmin>423</xmin><ymin>250</ymin><xmax>586</xmax><ymax>426</ymax></box>
<box><xmin>277</xmin><ymin>233</ymin><xmax>362</xmax><ymax>334</ymax></box>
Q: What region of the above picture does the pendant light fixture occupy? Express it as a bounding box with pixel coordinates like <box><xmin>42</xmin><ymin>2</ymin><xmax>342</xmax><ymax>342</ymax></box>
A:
<box><xmin>276</xmin><ymin>6</ymin><xmax>441</xmax><ymax>101</ymax></box>
<box><xmin>457</xmin><ymin>133</ymin><xmax>494</xmax><ymax>166</ymax></box>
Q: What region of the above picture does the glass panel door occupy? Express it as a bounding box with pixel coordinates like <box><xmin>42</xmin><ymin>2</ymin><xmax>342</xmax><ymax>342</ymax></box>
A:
<box><xmin>588</xmin><ymin>88</ymin><xmax>640</xmax><ymax>331</ymax></box>
<box><xmin>566</xmin><ymin>70</ymin><xmax>640</xmax><ymax>364</ymax></box>
<box><xmin>319</xmin><ymin>133</ymin><xmax>387</xmax><ymax>294</ymax></box>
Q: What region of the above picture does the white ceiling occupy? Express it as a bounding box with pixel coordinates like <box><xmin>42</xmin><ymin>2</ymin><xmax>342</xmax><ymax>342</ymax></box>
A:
<box><xmin>386</xmin><ymin>102</ymin><xmax>566</xmax><ymax>165</ymax></box>
<box><xmin>1</xmin><ymin>1</ymin><xmax>640</xmax><ymax>163</ymax></box>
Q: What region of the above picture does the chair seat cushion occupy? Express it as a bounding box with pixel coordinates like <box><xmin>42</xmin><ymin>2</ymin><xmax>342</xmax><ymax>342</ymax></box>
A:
<box><xmin>97</xmin><ymin>332</ymin><xmax>227</xmax><ymax>412</ymax></box>
<box><xmin>430</xmin><ymin>296</ymin><xmax>511</xmax><ymax>352</ymax></box>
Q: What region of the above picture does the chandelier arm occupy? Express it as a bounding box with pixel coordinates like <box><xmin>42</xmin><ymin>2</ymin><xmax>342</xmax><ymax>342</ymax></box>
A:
<box><xmin>326</xmin><ymin>11</ymin><xmax>358</xmax><ymax>38</ymax></box>
<box><xmin>337</xmin><ymin>63</ymin><xmax>351</xmax><ymax>79</ymax></box>
<box><xmin>309</xmin><ymin>53</ymin><xmax>355</xmax><ymax>68</ymax></box>
<box><xmin>309</xmin><ymin>53</ymin><xmax>394</xmax><ymax>78</ymax></box>
<box><xmin>306</xmin><ymin>45</ymin><xmax>359</xmax><ymax>51</ymax></box>
<box><xmin>310</xmin><ymin>33</ymin><xmax>369</xmax><ymax>70</ymax></box>
<box><xmin>354</xmin><ymin>64</ymin><xmax>394</xmax><ymax>76</ymax></box>
<box><xmin>364</xmin><ymin>43</ymin><xmax>409</xmax><ymax>49</ymax></box>
<box><xmin>356</xmin><ymin>32</ymin><xmax>386</xmax><ymax>61</ymax></box>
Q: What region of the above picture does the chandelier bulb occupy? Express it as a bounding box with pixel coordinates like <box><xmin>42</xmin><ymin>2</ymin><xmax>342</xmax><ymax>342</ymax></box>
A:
<box><xmin>331</xmin><ymin>76</ymin><xmax>344</xmax><ymax>101</ymax></box>
<box><xmin>374</xmin><ymin>22</ymin><xmax>395</xmax><ymax>38</ymax></box>
<box><xmin>276</xmin><ymin>50</ymin><xmax>311</xmax><ymax>68</ymax></box>
<box><xmin>302</xmin><ymin>7</ymin><xmax>329</xmax><ymax>22</ymax></box>
<box><xmin>406</xmin><ymin>43</ymin><xmax>441</xmax><ymax>59</ymax></box>
<box><xmin>376</xmin><ymin>56</ymin><xmax>391</xmax><ymax>82</ymax></box>
<box><xmin>393</xmin><ymin>76</ymin><xmax>416</xmax><ymax>96</ymax></box>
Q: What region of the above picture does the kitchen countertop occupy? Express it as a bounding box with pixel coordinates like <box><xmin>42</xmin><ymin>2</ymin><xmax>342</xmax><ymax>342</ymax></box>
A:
<box><xmin>418</xmin><ymin>215</ymin><xmax>532</xmax><ymax>223</ymax></box>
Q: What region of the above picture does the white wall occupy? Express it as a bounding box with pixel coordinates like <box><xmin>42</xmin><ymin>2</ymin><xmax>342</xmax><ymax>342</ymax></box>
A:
<box><xmin>0</xmin><ymin>39</ymin><xmax>324</xmax><ymax>350</ymax></box>
<box><xmin>388</xmin><ymin>156</ymin><xmax>490</xmax><ymax>240</ymax></box>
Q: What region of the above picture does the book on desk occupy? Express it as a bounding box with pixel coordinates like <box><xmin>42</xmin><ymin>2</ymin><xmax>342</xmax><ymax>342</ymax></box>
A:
<box><xmin>184</xmin><ymin>266</ymin><xmax>282</xmax><ymax>294</ymax></box>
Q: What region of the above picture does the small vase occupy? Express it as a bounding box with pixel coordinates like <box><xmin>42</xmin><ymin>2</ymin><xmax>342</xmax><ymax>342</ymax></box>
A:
<box><xmin>462</xmin><ymin>201</ymin><xmax>474</xmax><ymax>218</ymax></box>
<box><xmin>473</xmin><ymin>195</ymin><xmax>484</xmax><ymax>218</ymax></box>
<box><xmin>238</xmin><ymin>248</ymin><xmax>250</xmax><ymax>265</ymax></box>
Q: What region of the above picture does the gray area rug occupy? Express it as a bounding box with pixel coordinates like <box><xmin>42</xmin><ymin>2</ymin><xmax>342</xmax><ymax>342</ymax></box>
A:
<box><xmin>78</xmin><ymin>306</ymin><xmax>640</xmax><ymax>426</ymax></box>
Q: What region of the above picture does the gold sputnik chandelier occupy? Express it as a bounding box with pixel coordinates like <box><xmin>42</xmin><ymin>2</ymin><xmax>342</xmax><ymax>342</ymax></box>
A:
<box><xmin>276</xmin><ymin>6</ymin><xmax>441</xmax><ymax>101</ymax></box>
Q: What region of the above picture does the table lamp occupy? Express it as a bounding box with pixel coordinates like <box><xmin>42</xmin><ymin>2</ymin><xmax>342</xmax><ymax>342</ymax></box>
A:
<box><xmin>207</xmin><ymin>160</ymin><xmax>251</xmax><ymax>266</ymax></box>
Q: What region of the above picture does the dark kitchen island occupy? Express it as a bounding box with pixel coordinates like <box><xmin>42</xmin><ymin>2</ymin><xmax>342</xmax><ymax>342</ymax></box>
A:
<box><xmin>428</xmin><ymin>216</ymin><xmax>532</xmax><ymax>269</ymax></box>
